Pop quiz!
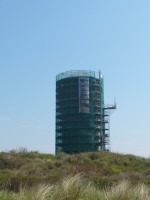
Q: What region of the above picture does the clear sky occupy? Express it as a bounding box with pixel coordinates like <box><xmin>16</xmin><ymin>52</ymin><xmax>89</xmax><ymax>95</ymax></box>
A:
<box><xmin>0</xmin><ymin>0</ymin><xmax>150</xmax><ymax>157</ymax></box>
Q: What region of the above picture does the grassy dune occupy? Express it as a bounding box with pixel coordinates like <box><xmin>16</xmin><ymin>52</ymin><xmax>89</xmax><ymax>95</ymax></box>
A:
<box><xmin>0</xmin><ymin>150</ymin><xmax>150</xmax><ymax>199</ymax></box>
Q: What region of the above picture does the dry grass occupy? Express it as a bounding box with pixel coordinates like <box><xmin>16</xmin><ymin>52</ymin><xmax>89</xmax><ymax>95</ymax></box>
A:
<box><xmin>104</xmin><ymin>180</ymin><xmax>150</xmax><ymax>200</ymax></box>
<box><xmin>1</xmin><ymin>174</ymin><xmax>150</xmax><ymax>200</ymax></box>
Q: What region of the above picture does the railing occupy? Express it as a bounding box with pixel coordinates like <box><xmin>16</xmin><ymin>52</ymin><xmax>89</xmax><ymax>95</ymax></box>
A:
<box><xmin>56</xmin><ymin>70</ymin><xmax>97</xmax><ymax>81</ymax></box>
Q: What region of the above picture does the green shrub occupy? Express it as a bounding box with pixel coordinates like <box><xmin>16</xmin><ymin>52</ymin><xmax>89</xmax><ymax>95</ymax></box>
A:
<box><xmin>1</xmin><ymin>150</ymin><xmax>150</xmax><ymax>192</ymax></box>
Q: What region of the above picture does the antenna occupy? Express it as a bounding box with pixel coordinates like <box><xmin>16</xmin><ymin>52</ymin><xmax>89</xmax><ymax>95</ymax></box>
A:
<box><xmin>114</xmin><ymin>97</ymin><xmax>117</xmax><ymax>109</ymax></box>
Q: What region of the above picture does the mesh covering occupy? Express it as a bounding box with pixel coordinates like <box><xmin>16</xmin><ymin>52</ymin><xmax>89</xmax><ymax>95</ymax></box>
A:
<box><xmin>56</xmin><ymin>70</ymin><xmax>107</xmax><ymax>154</ymax></box>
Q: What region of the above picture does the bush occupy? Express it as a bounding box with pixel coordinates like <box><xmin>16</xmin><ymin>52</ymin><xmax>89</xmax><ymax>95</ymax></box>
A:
<box><xmin>1</xmin><ymin>150</ymin><xmax>150</xmax><ymax>192</ymax></box>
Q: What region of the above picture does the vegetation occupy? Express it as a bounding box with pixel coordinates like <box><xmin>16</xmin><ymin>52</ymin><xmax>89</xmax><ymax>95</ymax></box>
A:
<box><xmin>0</xmin><ymin>149</ymin><xmax>150</xmax><ymax>199</ymax></box>
<box><xmin>0</xmin><ymin>175</ymin><xmax>150</xmax><ymax>200</ymax></box>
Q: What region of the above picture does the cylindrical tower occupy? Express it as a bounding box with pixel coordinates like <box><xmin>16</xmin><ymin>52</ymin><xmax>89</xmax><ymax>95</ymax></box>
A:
<box><xmin>56</xmin><ymin>70</ymin><xmax>106</xmax><ymax>154</ymax></box>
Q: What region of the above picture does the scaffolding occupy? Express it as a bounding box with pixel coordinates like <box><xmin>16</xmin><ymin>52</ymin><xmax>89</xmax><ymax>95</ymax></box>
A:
<box><xmin>56</xmin><ymin>70</ymin><xmax>116</xmax><ymax>154</ymax></box>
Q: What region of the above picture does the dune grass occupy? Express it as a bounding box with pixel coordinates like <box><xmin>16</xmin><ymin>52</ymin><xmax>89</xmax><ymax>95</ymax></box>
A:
<box><xmin>0</xmin><ymin>174</ymin><xmax>150</xmax><ymax>200</ymax></box>
<box><xmin>1</xmin><ymin>150</ymin><xmax>150</xmax><ymax>199</ymax></box>
<box><xmin>1</xmin><ymin>150</ymin><xmax>150</xmax><ymax>192</ymax></box>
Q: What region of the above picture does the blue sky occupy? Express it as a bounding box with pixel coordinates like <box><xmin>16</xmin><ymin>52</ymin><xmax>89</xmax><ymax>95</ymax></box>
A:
<box><xmin>0</xmin><ymin>0</ymin><xmax>150</xmax><ymax>157</ymax></box>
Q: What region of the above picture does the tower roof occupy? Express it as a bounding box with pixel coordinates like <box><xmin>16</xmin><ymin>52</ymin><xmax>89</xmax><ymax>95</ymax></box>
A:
<box><xmin>56</xmin><ymin>70</ymin><xmax>97</xmax><ymax>81</ymax></box>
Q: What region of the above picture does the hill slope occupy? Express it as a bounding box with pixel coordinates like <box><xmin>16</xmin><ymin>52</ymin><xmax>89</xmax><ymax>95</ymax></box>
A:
<box><xmin>0</xmin><ymin>150</ymin><xmax>150</xmax><ymax>191</ymax></box>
